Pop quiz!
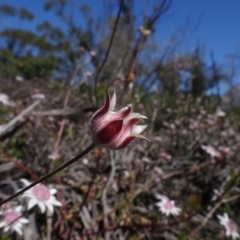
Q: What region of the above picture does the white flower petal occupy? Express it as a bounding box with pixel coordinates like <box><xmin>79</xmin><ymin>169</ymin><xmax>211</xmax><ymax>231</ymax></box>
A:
<box><xmin>15</xmin><ymin>205</ymin><xmax>22</xmax><ymax>213</ymax></box>
<box><xmin>14</xmin><ymin>225</ymin><xmax>23</xmax><ymax>236</ymax></box>
<box><xmin>156</xmin><ymin>202</ymin><xmax>162</xmax><ymax>208</ymax></box>
<box><xmin>50</xmin><ymin>188</ymin><xmax>57</xmax><ymax>195</ymax></box>
<box><xmin>233</xmin><ymin>232</ymin><xmax>240</xmax><ymax>240</ymax></box>
<box><xmin>155</xmin><ymin>194</ymin><xmax>162</xmax><ymax>199</ymax></box>
<box><xmin>224</xmin><ymin>213</ymin><xmax>230</xmax><ymax>220</ymax></box>
<box><xmin>22</xmin><ymin>191</ymin><xmax>32</xmax><ymax>198</ymax></box>
<box><xmin>132</xmin><ymin>125</ymin><xmax>148</xmax><ymax>135</ymax></box>
<box><xmin>4</xmin><ymin>226</ymin><xmax>9</xmax><ymax>232</ymax></box>
<box><xmin>20</xmin><ymin>218</ymin><xmax>29</xmax><ymax>224</ymax></box>
<box><xmin>225</xmin><ymin>228</ymin><xmax>231</xmax><ymax>237</ymax></box>
<box><xmin>46</xmin><ymin>203</ymin><xmax>54</xmax><ymax>214</ymax></box>
<box><xmin>218</xmin><ymin>213</ymin><xmax>229</xmax><ymax>225</ymax></box>
<box><xmin>0</xmin><ymin>221</ymin><xmax>6</xmax><ymax>228</ymax></box>
<box><xmin>217</xmin><ymin>213</ymin><xmax>239</xmax><ymax>239</ymax></box>
<box><xmin>110</xmin><ymin>92</ymin><xmax>116</xmax><ymax>111</ymax></box>
<box><xmin>50</xmin><ymin>199</ymin><xmax>62</xmax><ymax>207</ymax></box>
<box><xmin>28</xmin><ymin>198</ymin><xmax>37</xmax><ymax>210</ymax></box>
<box><xmin>13</xmin><ymin>222</ymin><xmax>21</xmax><ymax>231</ymax></box>
<box><xmin>20</xmin><ymin>178</ymin><xmax>30</xmax><ymax>186</ymax></box>
<box><xmin>38</xmin><ymin>202</ymin><xmax>46</xmax><ymax>213</ymax></box>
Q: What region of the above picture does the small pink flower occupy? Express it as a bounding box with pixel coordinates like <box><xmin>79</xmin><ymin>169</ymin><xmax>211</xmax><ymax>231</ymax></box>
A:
<box><xmin>89</xmin><ymin>92</ymin><xmax>150</xmax><ymax>149</ymax></box>
<box><xmin>85</xmin><ymin>71</ymin><xmax>92</xmax><ymax>77</ymax></box>
<box><xmin>90</xmin><ymin>50</ymin><xmax>96</xmax><ymax>57</ymax></box>
<box><xmin>160</xmin><ymin>152</ymin><xmax>172</xmax><ymax>161</ymax></box>
<box><xmin>215</xmin><ymin>108</ymin><xmax>226</xmax><ymax>117</ymax></box>
<box><xmin>82</xmin><ymin>158</ymin><xmax>89</xmax><ymax>165</ymax></box>
<box><xmin>48</xmin><ymin>152</ymin><xmax>60</xmax><ymax>160</ymax></box>
<box><xmin>155</xmin><ymin>194</ymin><xmax>181</xmax><ymax>216</ymax></box>
<box><xmin>79</xmin><ymin>46</ymin><xmax>85</xmax><ymax>52</ymax></box>
<box><xmin>0</xmin><ymin>206</ymin><xmax>29</xmax><ymax>236</ymax></box>
<box><xmin>201</xmin><ymin>145</ymin><xmax>221</xmax><ymax>158</ymax></box>
<box><xmin>138</xmin><ymin>26</ymin><xmax>152</xmax><ymax>36</ymax></box>
<box><xmin>0</xmin><ymin>93</ymin><xmax>15</xmax><ymax>106</ymax></box>
<box><xmin>117</xmin><ymin>74</ymin><xmax>125</xmax><ymax>82</ymax></box>
<box><xmin>211</xmin><ymin>189</ymin><xmax>223</xmax><ymax>201</ymax></box>
<box><xmin>218</xmin><ymin>146</ymin><xmax>230</xmax><ymax>155</ymax></box>
<box><xmin>217</xmin><ymin>213</ymin><xmax>239</xmax><ymax>239</ymax></box>
<box><xmin>21</xmin><ymin>179</ymin><xmax>62</xmax><ymax>213</ymax></box>
<box><xmin>15</xmin><ymin>76</ymin><xmax>24</xmax><ymax>82</ymax></box>
<box><xmin>154</xmin><ymin>177</ymin><xmax>160</xmax><ymax>183</ymax></box>
<box><xmin>0</xmin><ymin>202</ymin><xmax>11</xmax><ymax>211</ymax></box>
<box><xmin>31</xmin><ymin>93</ymin><xmax>45</xmax><ymax>100</ymax></box>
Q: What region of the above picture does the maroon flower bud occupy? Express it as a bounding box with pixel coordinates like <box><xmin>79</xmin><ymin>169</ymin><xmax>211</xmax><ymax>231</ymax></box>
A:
<box><xmin>90</xmin><ymin>92</ymin><xmax>150</xmax><ymax>149</ymax></box>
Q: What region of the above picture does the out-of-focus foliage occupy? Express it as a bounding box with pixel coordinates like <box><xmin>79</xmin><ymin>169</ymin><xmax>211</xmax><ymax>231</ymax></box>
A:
<box><xmin>0</xmin><ymin>49</ymin><xmax>57</xmax><ymax>79</ymax></box>
<box><xmin>0</xmin><ymin>4</ymin><xmax>56</xmax><ymax>79</ymax></box>
<box><xmin>0</xmin><ymin>4</ymin><xmax>16</xmax><ymax>16</ymax></box>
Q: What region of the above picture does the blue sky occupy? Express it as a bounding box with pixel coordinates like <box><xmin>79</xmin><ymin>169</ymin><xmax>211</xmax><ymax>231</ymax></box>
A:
<box><xmin>163</xmin><ymin>0</ymin><xmax>240</xmax><ymax>63</ymax></box>
<box><xmin>0</xmin><ymin>0</ymin><xmax>240</xmax><ymax>90</ymax></box>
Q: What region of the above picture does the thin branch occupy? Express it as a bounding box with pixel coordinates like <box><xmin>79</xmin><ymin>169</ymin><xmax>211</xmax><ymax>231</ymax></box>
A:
<box><xmin>51</xmin><ymin>87</ymin><xmax>71</xmax><ymax>160</ymax></box>
<box><xmin>94</xmin><ymin>0</ymin><xmax>124</xmax><ymax>105</ymax></box>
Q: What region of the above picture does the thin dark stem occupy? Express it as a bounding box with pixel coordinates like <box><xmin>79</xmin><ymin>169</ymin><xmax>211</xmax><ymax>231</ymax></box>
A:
<box><xmin>0</xmin><ymin>143</ymin><xmax>96</xmax><ymax>206</ymax></box>
<box><xmin>94</xmin><ymin>0</ymin><xmax>124</xmax><ymax>105</ymax></box>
